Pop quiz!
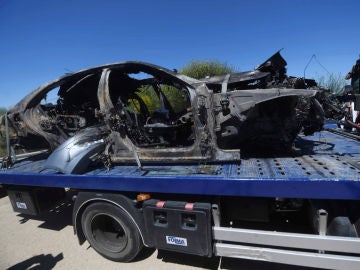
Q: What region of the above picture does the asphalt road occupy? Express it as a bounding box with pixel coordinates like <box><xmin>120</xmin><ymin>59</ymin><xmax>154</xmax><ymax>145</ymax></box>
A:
<box><xmin>0</xmin><ymin>194</ymin><xmax>322</xmax><ymax>270</ymax></box>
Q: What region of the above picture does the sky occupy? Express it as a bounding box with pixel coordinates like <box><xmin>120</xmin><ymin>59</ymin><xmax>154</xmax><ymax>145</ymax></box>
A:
<box><xmin>0</xmin><ymin>0</ymin><xmax>359</xmax><ymax>108</ymax></box>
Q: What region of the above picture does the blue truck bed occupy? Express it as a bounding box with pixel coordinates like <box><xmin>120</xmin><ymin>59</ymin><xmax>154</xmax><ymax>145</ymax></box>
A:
<box><xmin>1</xmin><ymin>127</ymin><xmax>360</xmax><ymax>200</ymax></box>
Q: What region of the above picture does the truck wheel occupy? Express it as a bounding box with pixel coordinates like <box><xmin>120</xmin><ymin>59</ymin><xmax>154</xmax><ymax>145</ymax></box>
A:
<box><xmin>81</xmin><ymin>202</ymin><xmax>143</xmax><ymax>262</ymax></box>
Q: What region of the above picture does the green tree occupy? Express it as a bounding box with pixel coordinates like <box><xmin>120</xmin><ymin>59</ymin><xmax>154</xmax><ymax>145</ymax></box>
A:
<box><xmin>0</xmin><ymin>108</ymin><xmax>6</xmax><ymax>157</ymax></box>
<box><xmin>317</xmin><ymin>73</ymin><xmax>346</xmax><ymax>95</ymax></box>
<box><xmin>179</xmin><ymin>60</ymin><xmax>236</xmax><ymax>79</ymax></box>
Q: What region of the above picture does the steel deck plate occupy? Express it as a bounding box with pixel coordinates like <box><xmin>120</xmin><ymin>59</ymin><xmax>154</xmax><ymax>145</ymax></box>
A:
<box><xmin>1</xmin><ymin>129</ymin><xmax>360</xmax><ymax>199</ymax></box>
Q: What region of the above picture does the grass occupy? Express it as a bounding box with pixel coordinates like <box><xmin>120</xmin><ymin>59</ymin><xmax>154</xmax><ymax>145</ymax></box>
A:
<box><xmin>317</xmin><ymin>73</ymin><xmax>346</xmax><ymax>95</ymax></box>
<box><xmin>179</xmin><ymin>60</ymin><xmax>236</xmax><ymax>79</ymax></box>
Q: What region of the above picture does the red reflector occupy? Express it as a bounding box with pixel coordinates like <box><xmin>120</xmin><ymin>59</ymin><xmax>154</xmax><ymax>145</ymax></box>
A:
<box><xmin>156</xmin><ymin>201</ymin><xmax>165</xmax><ymax>208</ymax></box>
<box><xmin>185</xmin><ymin>203</ymin><xmax>194</xmax><ymax>211</ymax></box>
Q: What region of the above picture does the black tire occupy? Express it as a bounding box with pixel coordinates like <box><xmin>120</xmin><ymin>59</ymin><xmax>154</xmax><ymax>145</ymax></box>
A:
<box><xmin>81</xmin><ymin>202</ymin><xmax>143</xmax><ymax>262</ymax></box>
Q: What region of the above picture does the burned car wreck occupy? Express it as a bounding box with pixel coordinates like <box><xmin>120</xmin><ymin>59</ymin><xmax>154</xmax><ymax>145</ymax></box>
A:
<box><xmin>1</xmin><ymin>52</ymin><xmax>324</xmax><ymax>173</ymax></box>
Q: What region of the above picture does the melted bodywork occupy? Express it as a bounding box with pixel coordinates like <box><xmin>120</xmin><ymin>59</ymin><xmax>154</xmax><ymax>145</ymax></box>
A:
<box><xmin>1</xmin><ymin>54</ymin><xmax>324</xmax><ymax>173</ymax></box>
<box><xmin>199</xmin><ymin>51</ymin><xmax>324</xmax><ymax>146</ymax></box>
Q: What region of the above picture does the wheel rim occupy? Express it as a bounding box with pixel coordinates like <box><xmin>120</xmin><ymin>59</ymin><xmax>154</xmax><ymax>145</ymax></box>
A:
<box><xmin>90</xmin><ymin>213</ymin><xmax>128</xmax><ymax>253</ymax></box>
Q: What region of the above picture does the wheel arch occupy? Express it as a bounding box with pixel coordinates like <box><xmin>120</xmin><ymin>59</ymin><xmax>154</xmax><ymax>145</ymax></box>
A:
<box><xmin>72</xmin><ymin>191</ymin><xmax>148</xmax><ymax>247</ymax></box>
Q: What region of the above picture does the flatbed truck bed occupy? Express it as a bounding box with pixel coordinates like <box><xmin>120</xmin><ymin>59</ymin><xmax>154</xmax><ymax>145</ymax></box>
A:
<box><xmin>1</xmin><ymin>126</ymin><xmax>360</xmax><ymax>269</ymax></box>
<box><xmin>2</xmin><ymin>129</ymin><xmax>360</xmax><ymax>199</ymax></box>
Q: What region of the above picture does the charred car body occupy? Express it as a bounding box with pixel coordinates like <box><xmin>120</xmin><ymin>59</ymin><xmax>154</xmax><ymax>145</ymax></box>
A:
<box><xmin>1</xmin><ymin>52</ymin><xmax>324</xmax><ymax>173</ymax></box>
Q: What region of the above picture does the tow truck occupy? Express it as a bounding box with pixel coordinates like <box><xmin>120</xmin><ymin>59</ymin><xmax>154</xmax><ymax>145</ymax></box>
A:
<box><xmin>1</xmin><ymin>121</ymin><xmax>360</xmax><ymax>270</ymax></box>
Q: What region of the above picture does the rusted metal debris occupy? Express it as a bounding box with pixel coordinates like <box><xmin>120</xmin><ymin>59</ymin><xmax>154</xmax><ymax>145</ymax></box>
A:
<box><xmin>0</xmin><ymin>52</ymin><xmax>327</xmax><ymax>172</ymax></box>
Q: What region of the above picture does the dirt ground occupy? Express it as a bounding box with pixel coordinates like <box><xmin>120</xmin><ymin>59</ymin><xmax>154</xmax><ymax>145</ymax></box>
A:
<box><xmin>0</xmin><ymin>194</ymin><xmax>320</xmax><ymax>270</ymax></box>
